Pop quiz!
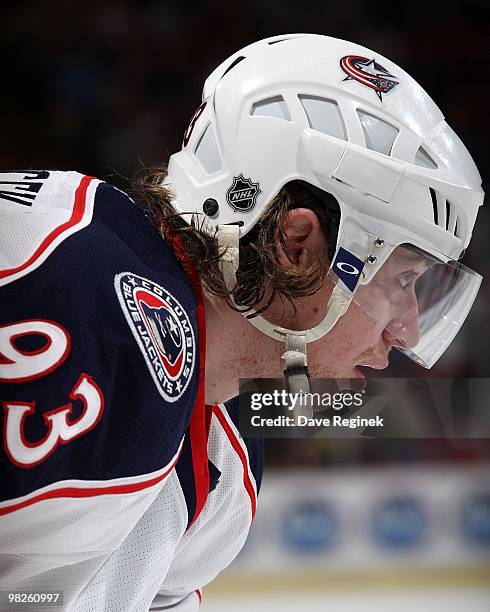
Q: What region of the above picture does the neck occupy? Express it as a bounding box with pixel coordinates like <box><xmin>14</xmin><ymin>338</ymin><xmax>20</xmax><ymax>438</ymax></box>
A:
<box><xmin>203</xmin><ymin>292</ymin><xmax>283</xmax><ymax>404</ymax></box>
<box><xmin>202</xmin><ymin>284</ymin><xmax>345</xmax><ymax>404</ymax></box>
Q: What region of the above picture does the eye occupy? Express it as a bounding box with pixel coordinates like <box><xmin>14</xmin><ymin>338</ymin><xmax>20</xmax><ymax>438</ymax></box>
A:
<box><xmin>399</xmin><ymin>272</ymin><xmax>416</xmax><ymax>289</ymax></box>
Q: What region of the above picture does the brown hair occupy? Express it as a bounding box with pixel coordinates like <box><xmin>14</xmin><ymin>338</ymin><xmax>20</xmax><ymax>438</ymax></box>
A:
<box><xmin>130</xmin><ymin>166</ymin><xmax>340</xmax><ymax>318</ymax></box>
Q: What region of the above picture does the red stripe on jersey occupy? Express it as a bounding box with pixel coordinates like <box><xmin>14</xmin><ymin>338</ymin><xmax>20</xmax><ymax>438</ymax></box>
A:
<box><xmin>0</xmin><ymin>448</ymin><xmax>182</xmax><ymax>516</ymax></box>
<box><xmin>0</xmin><ymin>175</ymin><xmax>95</xmax><ymax>280</ymax></box>
<box><xmin>170</xmin><ymin>234</ymin><xmax>210</xmax><ymax>529</ymax></box>
<box><xmin>212</xmin><ymin>406</ymin><xmax>257</xmax><ymax>520</ymax></box>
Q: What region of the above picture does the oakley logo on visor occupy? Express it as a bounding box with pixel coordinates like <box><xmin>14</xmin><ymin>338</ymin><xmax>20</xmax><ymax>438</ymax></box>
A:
<box><xmin>332</xmin><ymin>247</ymin><xmax>365</xmax><ymax>291</ymax></box>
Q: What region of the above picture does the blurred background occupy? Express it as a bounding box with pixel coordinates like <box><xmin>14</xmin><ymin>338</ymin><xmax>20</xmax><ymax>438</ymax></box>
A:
<box><xmin>2</xmin><ymin>1</ymin><xmax>489</xmax><ymax>609</ymax></box>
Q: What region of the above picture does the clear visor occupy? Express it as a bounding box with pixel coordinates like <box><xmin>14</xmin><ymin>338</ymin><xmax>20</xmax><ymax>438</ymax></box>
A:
<box><xmin>327</xmin><ymin>230</ymin><xmax>482</xmax><ymax>369</ymax></box>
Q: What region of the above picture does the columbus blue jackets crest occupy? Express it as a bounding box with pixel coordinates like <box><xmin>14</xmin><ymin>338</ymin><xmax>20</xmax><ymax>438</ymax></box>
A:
<box><xmin>115</xmin><ymin>272</ymin><xmax>196</xmax><ymax>402</ymax></box>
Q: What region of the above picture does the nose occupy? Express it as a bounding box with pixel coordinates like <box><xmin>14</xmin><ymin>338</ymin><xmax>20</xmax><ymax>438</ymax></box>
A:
<box><xmin>383</xmin><ymin>288</ymin><xmax>421</xmax><ymax>350</ymax></box>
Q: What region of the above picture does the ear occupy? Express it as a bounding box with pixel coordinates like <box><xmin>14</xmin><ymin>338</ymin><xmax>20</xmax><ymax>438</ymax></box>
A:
<box><xmin>275</xmin><ymin>207</ymin><xmax>328</xmax><ymax>269</ymax></box>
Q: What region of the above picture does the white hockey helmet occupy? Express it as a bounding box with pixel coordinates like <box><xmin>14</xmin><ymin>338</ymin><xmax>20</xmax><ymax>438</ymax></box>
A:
<box><xmin>167</xmin><ymin>34</ymin><xmax>484</xmax><ymax>378</ymax></box>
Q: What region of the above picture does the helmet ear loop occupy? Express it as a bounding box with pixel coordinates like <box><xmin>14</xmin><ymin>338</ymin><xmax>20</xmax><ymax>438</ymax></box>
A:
<box><xmin>292</xmin><ymin>181</ymin><xmax>342</xmax><ymax>262</ymax></box>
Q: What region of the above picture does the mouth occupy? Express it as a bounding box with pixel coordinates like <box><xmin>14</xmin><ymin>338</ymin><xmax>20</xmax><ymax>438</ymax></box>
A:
<box><xmin>354</xmin><ymin>366</ymin><xmax>366</xmax><ymax>380</ymax></box>
<box><xmin>358</xmin><ymin>359</ymin><xmax>389</xmax><ymax>370</ymax></box>
<box><xmin>356</xmin><ymin>351</ymin><xmax>390</xmax><ymax>372</ymax></box>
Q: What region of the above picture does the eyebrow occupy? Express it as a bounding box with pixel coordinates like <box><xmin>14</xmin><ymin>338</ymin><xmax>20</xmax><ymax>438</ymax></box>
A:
<box><xmin>399</xmin><ymin>244</ymin><xmax>438</xmax><ymax>264</ymax></box>
<box><xmin>401</xmin><ymin>251</ymin><xmax>427</xmax><ymax>262</ymax></box>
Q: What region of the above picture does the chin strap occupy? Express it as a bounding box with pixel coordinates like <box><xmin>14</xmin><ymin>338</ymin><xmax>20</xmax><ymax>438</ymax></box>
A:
<box><xmin>216</xmin><ymin>224</ymin><xmax>352</xmax><ymax>420</ymax></box>
<box><xmin>282</xmin><ymin>332</ymin><xmax>312</xmax><ymax>421</ymax></box>
<box><xmin>216</xmin><ymin>224</ymin><xmax>239</xmax><ymax>291</ymax></box>
<box><xmin>247</xmin><ymin>286</ymin><xmax>352</xmax><ymax>418</ymax></box>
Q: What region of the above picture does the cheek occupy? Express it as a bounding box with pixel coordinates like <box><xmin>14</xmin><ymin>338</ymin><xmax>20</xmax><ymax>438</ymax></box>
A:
<box><xmin>355</xmin><ymin>283</ymin><xmax>393</xmax><ymax>326</ymax></box>
<box><xmin>339</xmin><ymin>301</ymin><xmax>385</xmax><ymax>350</ymax></box>
<box><xmin>307</xmin><ymin>302</ymin><xmax>384</xmax><ymax>373</ymax></box>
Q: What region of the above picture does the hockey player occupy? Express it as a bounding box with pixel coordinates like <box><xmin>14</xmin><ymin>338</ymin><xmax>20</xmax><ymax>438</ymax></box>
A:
<box><xmin>0</xmin><ymin>35</ymin><xmax>484</xmax><ymax>610</ymax></box>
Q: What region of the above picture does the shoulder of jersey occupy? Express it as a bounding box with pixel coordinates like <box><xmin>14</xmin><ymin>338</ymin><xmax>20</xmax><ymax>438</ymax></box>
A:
<box><xmin>0</xmin><ymin>171</ymin><xmax>201</xmax><ymax>506</ymax></box>
<box><xmin>0</xmin><ymin>170</ymin><xmax>120</xmax><ymax>287</ymax></box>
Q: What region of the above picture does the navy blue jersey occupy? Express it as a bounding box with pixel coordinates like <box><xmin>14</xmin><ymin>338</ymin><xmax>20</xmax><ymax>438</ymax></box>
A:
<box><xmin>0</xmin><ymin>171</ymin><xmax>263</xmax><ymax>611</ymax></box>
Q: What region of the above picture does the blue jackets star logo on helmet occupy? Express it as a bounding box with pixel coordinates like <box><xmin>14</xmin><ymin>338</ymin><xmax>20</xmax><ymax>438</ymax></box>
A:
<box><xmin>340</xmin><ymin>55</ymin><xmax>399</xmax><ymax>101</ymax></box>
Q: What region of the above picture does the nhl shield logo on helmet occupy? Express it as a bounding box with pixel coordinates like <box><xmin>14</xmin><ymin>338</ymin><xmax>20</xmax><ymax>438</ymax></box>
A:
<box><xmin>115</xmin><ymin>272</ymin><xmax>196</xmax><ymax>402</ymax></box>
<box><xmin>226</xmin><ymin>174</ymin><xmax>261</xmax><ymax>212</ymax></box>
<box><xmin>340</xmin><ymin>55</ymin><xmax>399</xmax><ymax>101</ymax></box>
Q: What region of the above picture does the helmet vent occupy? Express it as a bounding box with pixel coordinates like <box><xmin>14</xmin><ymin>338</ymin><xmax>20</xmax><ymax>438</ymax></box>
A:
<box><xmin>429</xmin><ymin>188</ymin><xmax>459</xmax><ymax>236</ymax></box>
<box><xmin>221</xmin><ymin>56</ymin><xmax>245</xmax><ymax>79</ymax></box>
<box><xmin>430</xmin><ymin>187</ymin><xmax>438</xmax><ymax>225</ymax></box>
<box><xmin>299</xmin><ymin>96</ymin><xmax>346</xmax><ymax>140</ymax></box>
<box><xmin>446</xmin><ymin>200</ymin><xmax>458</xmax><ymax>234</ymax></box>
<box><xmin>251</xmin><ymin>96</ymin><xmax>291</xmax><ymax>121</ymax></box>
<box><xmin>194</xmin><ymin>123</ymin><xmax>222</xmax><ymax>174</ymax></box>
<box><xmin>415</xmin><ymin>146</ymin><xmax>438</xmax><ymax>169</ymax></box>
<box><xmin>358</xmin><ymin>111</ymin><xmax>399</xmax><ymax>155</ymax></box>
